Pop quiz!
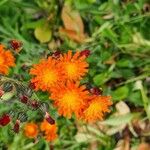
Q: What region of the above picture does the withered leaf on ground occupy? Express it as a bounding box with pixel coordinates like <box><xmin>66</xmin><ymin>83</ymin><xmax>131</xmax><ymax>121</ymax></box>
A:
<box><xmin>60</xmin><ymin>4</ymin><xmax>86</xmax><ymax>43</ymax></box>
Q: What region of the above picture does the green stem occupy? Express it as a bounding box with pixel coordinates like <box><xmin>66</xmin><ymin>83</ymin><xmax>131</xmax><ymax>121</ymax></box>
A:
<box><xmin>140</xmin><ymin>87</ymin><xmax>150</xmax><ymax>120</ymax></box>
<box><xmin>23</xmin><ymin>143</ymin><xmax>37</xmax><ymax>150</ymax></box>
<box><xmin>117</xmin><ymin>73</ymin><xmax>150</xmax><ymax>86</ymax></box>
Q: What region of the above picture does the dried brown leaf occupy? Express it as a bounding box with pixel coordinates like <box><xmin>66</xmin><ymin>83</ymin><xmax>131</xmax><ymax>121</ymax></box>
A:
<box><xmin>60</xmin><ymin>4</ymin><xmax>86</xmax><ymax>43</ymax></box>
<box><xmin>59</xmin><ymin>27</ymin><xmax>85</xmax><ymax>43</ymax></box>
<box><xmin>61</xmin><ymin>4</ymin><xmax>84</xmax><ymax>33</ymax></box>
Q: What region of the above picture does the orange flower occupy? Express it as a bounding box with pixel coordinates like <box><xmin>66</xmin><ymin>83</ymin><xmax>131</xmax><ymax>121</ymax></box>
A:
<box><xmin>30</xmin><ymin>57</ymin><xmax>63</xmax><ymax>91</ymax></box>
<box><xmin>24</xmin><ymin>123</ymin><xmax>38</xmax><ymax>138</ymax></box>
<box><xmin>50</xmin><ymin>81</ymin><xmax>90</xmax><ymax>118</ymax></box>
<box><xmin>0</xmin><ymin>44</ymin><xmax>15</xmax><ymax>75</ymax></box>
<box><xmin>82</xmin><ymin>96</ymin><xmax>112</xmax><ymax>123</ymax></box>
<box><xmin>58</xmin><ymin>50</ymin><xmax>88</xmax><ymax>81</ymax></box>
<box><xmin>40</xmin><ymin>119</ymin><xmax>57</xmax><ymax>142</ymax></box>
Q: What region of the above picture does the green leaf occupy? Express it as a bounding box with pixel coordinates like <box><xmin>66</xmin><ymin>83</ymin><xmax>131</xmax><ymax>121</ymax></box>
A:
<box><xmin>21</xmin><ymin>19</ymin><xmax>45</xmax><ymax>30</ymax></box>
<box><xmin>101</xmin><ymin>51</ymin><xmax>111</xmax><ymax>62</ymax></box>
<box><xmin>34</xmin><ymin>24</ymin><xmax>52</xmax><ymax>43</ymax></box>
<box><xmin>121</xmin><ymin>69</ymin><xmax>135</xmax><ymax>78</ymax></box>
<box><xmin>112</xmin><ymin>86</ymin><xmax>129</xmax><ymax>101</ymax></box>
<box><xmin>101</xmin><ymin>113</ymin><xmax>139</xmax><ymax>126</ymax></box>
<box><xmin>75</xmin><ymin>133</ymin><xmax>93</xmax><ymax>143</ymax></box>
<box><xmin>128</xmin><ymin>91</ymin><xmax>143</xmax><ymax>106</ymax></box>
<box><xmin>93</xmin><ymin>72</ymin><xmax>110</xmax><ymax>86</ymax></box>
<box><xmin>117</xmin><ymin>59</ymin><xmax>134</xmax><ymax>68</ymax></box>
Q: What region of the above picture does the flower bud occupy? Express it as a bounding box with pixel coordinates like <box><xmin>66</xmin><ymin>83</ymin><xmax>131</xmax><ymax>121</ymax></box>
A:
<box><xmin>31</xmin><ymin>100</ymin><xmax>39</xmax><ymax>110</ymax></box>
<box><xmin>9</xmin><ymin>39</ymin><xmax>22</xmax><ymax>52</ymax></box>
<box><xmin>13</xmin><ymin>120</ymin><xmax>20</xmax><ymax>133</ymax></box>
<box><xmin>45</xmin><ymin>112</ymin><xmax>55</xmax><ymax>125</ymax></box>
<box><xmin>18</xmin><ymin>112</ymin><xmax>28</xmax><ymax>122</ymax></box>
<box><xmin>2</xmin><ymin>82</ymin><xmax>13</xmax><ymax>92</ymax></box>
<box><xmin>80</xmin><ymin>50</ymin><xmax>90</xmax><ymax>57</ymax></box>
<box><xmin>52</xmin><ymin>51</ymin><xmax>61</xmax><ymax>59</ymax></box>
<box><xmin>39</xmin><ymin>102</ymin><xmax>49</xmax><ymax>113</ymax></box>
<box><xmin>90</xmin><ymin>87</ymin><xmax>103</xmax><ymax>95</ymax></box>
<box><xmin>29</xmin><ymin>82</ymin><xmax>36</xmax><ymax>90</ymax></box>
<box><xmin>0</xmin><ymin>114</ymin><xmax>11</xmax><ymax>126</ymax></box>
<box><xmin>20</xmin><ymin>95</ymin><xmax>28</xmax><ymax>104</ymax></box>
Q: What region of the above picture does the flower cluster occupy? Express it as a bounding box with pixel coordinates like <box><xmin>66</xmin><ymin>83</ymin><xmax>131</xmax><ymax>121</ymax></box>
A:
<box><xmin>0</xmin><ymin>42</ymin><xmax>55</xmax><ymax>136</ymax></box>
<box><xmin>30</xmin><ymin>50</ymin><xmax>112</xmax><ymax>123</ymax></box>
<box><xmin>24</xmin><ymin>120</ymin><xmax>57</xmax><ymax>142</ymax></box>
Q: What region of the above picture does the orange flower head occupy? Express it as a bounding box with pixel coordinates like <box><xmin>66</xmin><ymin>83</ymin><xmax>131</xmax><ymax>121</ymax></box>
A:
<box><xmin>30</xmin><ymin>57</ymin><xmax>63</xmax><ymax>91</ymax></box>
<box><xmin>24</xmin><ymin>123</ymin><xmax>38</xmax><ymax>138</ymax></box>
<box><xmin>50</xmin><ymin>81</ymin><xmax>90</xmax><ymax>118</ymax></box>
<box><xmin>40</xmin><ymin>119</ymin><xmax>57</xmax><ymax>142</ymax></box>
<box><xmin>0</xmin><ymin>44</ymin><xmax>15</xmax><ymax>75</ymax></box>
<box><xmin>59</xmin><ymin>50</ymin><xmax>89</xmax><ymax>81</ymax></box>
<box><xmin>82</xmin><ymin>95</ymin><xmax>112</xmax><ymax>123</ymax></box>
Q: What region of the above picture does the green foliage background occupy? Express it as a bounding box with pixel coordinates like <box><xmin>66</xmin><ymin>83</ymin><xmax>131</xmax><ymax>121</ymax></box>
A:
<box><xmin>0</xmin><ymin>0</ymin><xmax>150</xmax><ymax>149</ymax></box>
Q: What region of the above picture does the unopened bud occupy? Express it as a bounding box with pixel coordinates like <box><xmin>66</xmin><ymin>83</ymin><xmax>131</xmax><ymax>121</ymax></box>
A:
<box><xmin>20</xmin><ymin>95</ymin><xmax>28</xmax><ymax>104</ymax></box>
<box><xmin>13</xmin><ymin>120</ymin><xmax>20</xmax><ymax>133</ymax></box>
<box><xmin>39</xmin><ymin>102</ymin><xmax>49</xmax><ymax>113</ymax></box>
<box><xmin>80</xmin><ymin>50</ymin><xmax>90</xmax><ymax>57</ymax></box>
<box><xmin>0</xmin><ymin>114</ymin><xmax>11</xmax><ymax>126</ymax></box>
<box><xmin>9</xmin><ymin>39</ymin><xmax>22</xmax><ymax>52</ymax></box>
<box><xmin>90</xmin><ymin>87</ymin><xmax>103</xmax><ymax>95</ymax></box>
<box><xmin>18</xmin><ymin>112</ymin><xmax>28</xmax><ymax>122</ymax></box>
<box><xmin>2</xmin><ymin>82</ymin><xmax>13</xmax><ymax>92</ymax></box>
<box><xmin>31</xmin><ymin>100</ymin><xmax>39</xmax><ymax>110</ymax></box>
<box><xmin>52</xmin><ymin>51</ymin><xmax>61</xmax><ymax>59</ymax></box>
<box><xmin>29</xmin><ymin>82</ymin><xmax>36</xmax><ymax>90</ymax></box>
<box><xmin>45</xmin><ymin>112</ymin><xmax>55</xmax><ymax>125</ymax></box>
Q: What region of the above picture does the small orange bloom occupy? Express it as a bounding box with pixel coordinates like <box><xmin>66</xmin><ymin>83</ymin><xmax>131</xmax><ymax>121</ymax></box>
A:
<box><xmin>50</xmin><ymin>81</ymin><xmax>90</xmax><ymax>118</ymax></box>
<box><xmin>40</xmin><ymin>119</ymin><xmax>57</xmax><ymax>142</ymax></box>
<box><xmin>82</xmin><ymin>96</ymin><xmax>112</xmax><ymax>123</ymax></box>
<box><xmin>30</xmin><ymin>57</ymin><xmax>63</xmax><ymax>91</ymax></box>
<box><xmin>0</xmin><ymin>44</ymin><xmax>15</xmax><ymax>75</ymax></box>
<box><xmin>24</xmin><ymin>123</ymin><xmax>38</xmax><ymax>138</ymax></box>
<box><xmin>58</xmin><ymin>50</ymin><xmax>88</xmax><ymax>81</ymax></box>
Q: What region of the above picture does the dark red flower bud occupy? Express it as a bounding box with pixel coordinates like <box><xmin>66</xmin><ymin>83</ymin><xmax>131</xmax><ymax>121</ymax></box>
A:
<box><xmin>0</xmin><ymin>114</ymin><xmax>11</xmax><ymax>126</ymax></box>
<box><xmin>31</xmin><ymin>100</ymin><xmax>39</xmax><ymax>110</ymax></box>
<box><xmin>13</xmin><ymin>120</ymin><xmax>20</xmax><ymax>133</ymax></box>
<box><xmin>52</xmin><ymin>50</ymin><xmax>61</xmax><ymax>59</ymax></box>
<box><xmin>20</xmin><ymin>95</ymin><xmax>28</xmax><ymax>104</ymax></box>
<box><xmin>9</xmin><ymin>39</ymin><xmax>22</xmax><ymax>52</ymax></box>
<box><xmin>80</xmin><ymin>50</ymin><xmax>90</xmax><ymax>57</ymax></box>
<box><xmin>90</xmin><ymin>87</ymin><xmax>103</xmax><ymax>95</ymax></box>
<box><xmin>29</xmin><ymin>82</ymin><xmax>36</xmax><ymax>90</ymax></box>
<box><xmin>45</xmin><ymin>112</ymin><xmax>55</xmax><ymax>125</ymax></box>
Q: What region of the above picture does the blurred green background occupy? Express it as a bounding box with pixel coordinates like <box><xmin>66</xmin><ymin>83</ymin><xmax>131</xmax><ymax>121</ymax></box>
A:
<box><xmin>0</xmin><ymin>0</ymin><xmax>150</xmax><ymax>149</ymax></box>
